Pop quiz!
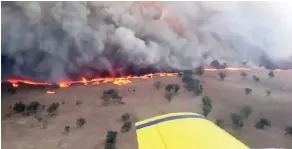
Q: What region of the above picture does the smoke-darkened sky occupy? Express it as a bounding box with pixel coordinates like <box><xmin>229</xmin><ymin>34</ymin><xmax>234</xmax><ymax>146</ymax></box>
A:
<box><xmin>2</xmin><ymin>1</ymin><xmax>292</xmax><ymax>82</ymax></box>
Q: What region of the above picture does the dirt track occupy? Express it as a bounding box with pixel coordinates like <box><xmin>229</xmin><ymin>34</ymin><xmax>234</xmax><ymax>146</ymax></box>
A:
<box><xmin>2</xmin><ymin>70</ymin><xmax>292</xmax><ymax>149</ymax></box>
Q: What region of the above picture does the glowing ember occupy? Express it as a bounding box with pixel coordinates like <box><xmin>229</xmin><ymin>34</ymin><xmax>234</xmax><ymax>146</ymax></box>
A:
<box><xmin>4</xmin><ymin>67</ymin><xmax>291</xmax><ymax>89</ymax></box>
<box><xmin>46</xmin><ymin>91</ymin><xmax>56</xmax><ymax>94</ymax></box>
<box><xmin>12</xmin><ymin>83</ymin><xmax>19</xmax><ymax>88</ymax></box>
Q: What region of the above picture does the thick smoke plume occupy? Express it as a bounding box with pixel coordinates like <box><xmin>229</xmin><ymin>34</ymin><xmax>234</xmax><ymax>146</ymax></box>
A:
<box><xmin>2</xmin><ymin>1</ymin><xmax>292</xmax><ymax>82</ymax></box>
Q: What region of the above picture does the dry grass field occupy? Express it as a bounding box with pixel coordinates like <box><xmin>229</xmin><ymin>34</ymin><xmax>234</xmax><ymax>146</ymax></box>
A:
<box><xmin>1</xmin><ymin>70</ymin><xmax>292</xmax><ymax>149</ymax></box>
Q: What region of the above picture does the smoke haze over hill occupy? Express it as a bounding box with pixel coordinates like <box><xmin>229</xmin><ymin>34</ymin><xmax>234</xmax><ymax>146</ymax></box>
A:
<box><xmin>2</xmin><ymin>1</ymin><xmax>292</xmax><ymax>82</ymax></box>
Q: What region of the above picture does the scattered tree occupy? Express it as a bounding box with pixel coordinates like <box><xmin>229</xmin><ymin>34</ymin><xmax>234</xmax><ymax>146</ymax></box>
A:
<box><xmin>268</xmin><ymin>71</ymin><xmax>275</xmax><ymax>78</ymax></box>
<box><xmin>182</xmin><ymin>76</ymin><xmax>203</xmax><ymax>96</ymax></box>
<box><xmin>64</xmin><ymin>126</ymin><xmax>70</xmax><ymax>133</ymax></box>
<box><xmin>253</xmin><ymin>76</ymin><xmax>260</xmax><ymax>83</ymax></box>
<box><xmin>47</xmin><ymin>102</ymin><xmax>60</xmax><ymax>115</ymax></box>
<box><xmin>202</xmin><ymin>105</ymin><xmax>212</xmax><ymax>117</ymax></box>
<box><xmin>154</xmin><ymin>81</ymin><xmax>161</xmax><ymax>90</ymax></box>
<box><xmin>215</xmin><ymin>119</ymin><xmax>224</xmax><ymax>128</ymax></box>
<box><xmin>164</xmin><ymin>91</ymin><xmax>174</xmax><ymax>102</ymax></box>
<box><xmin>266</xmin><ymin>90</ymin><xmax>271</xmax><ymax>96</ymax></box>
<box><xmin>121</xmin><ymin>121</ymin><xmax>132</xmax><ymax>133</ymax></box>
<box><xmin>245</xmin><ymin>88</ymin><xmax>252</xmax><ymax>95</ymax></box>
<box><xmin>210</xmin><ymin>60</ymin><xmax>221</xmax><ymax>69</ymax></box>
<box><xmin>218</xmin><ymin>72</ymin><xmax>226</xmax><ymax>80</ymax></box>
<box><xmin>105</xmin><ymin>131</ymin><xmax>118</xmax><ymax>149</ymax></box>
<box><xmin>240</xmin><ymin>105</ymin><xmax>252</xmax><ymax>119</ymax></box>
<box><xmin>76</xmin><ymin>118</ymin><xmax>86</xmax><ymax>128</ymax></box>
<box><xmin>121</xmin><ymin>113</ymin><xmax>130</xmax><ymax>122</ymax></box>
<box><xmin>76</xmin><ymin>100</ymin><xmax>82</xmax><ymax>105</ymax></box>
<box><xmin>255</xmin><ymin>118</ymin><xmax>271</xmax><ymax>129</ymax></box>
<box><xmin>13</xmin><ymin>102</ymin><xmax>26</xmax><ymax>113</ymax></box>
<box><xmin>102</xmin><ymin>89</ymin><xmax>122</xmax><ymax>101</ymax></box>
<box><xmin>285</xmin><ymin>126</ymin><xmax>292</xmax><ymax>136</ymax></box>
<box><xmin>165</xmin><ymin>84</ymin><xmax>180</xmax><ymax>94</ymax></box>
<box><xmin>240</xmin><ymin>72</ymin><xmax>248</xmax><ymax>78</ymax></box>
<box><xmin>231</xmin><ymin>112</ymin><xmax>244</xmax><ymax>129</ymax></box>
<box><xmin>26</xmin><ymin>101</ymin><xmax>40</xmax><ymax>114</ymax></box>
<box><xmin>202</xmin><ymin>96</ymin><xmax>213</xmax><ymax>117</ymax></box>
<box><xmin>202</xmin><ymin>96</ymin><xmax>212</xmax><ymax>107</ymax></box>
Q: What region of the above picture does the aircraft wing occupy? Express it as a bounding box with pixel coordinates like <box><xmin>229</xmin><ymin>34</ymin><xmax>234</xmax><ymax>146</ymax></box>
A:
<box><xmin>135</xmin><ymin>112</ymin><xmax>250</xmax><ymax>149</ymax></box>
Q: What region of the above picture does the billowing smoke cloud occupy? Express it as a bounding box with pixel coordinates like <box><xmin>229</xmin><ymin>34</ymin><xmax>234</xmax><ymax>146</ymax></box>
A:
<box><xmin>2</xmin><ymin>1</ymin><xmax>292</xmax><ymax>82</ymax></box>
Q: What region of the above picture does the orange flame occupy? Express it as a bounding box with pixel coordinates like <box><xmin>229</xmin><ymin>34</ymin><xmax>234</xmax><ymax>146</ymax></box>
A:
<box><xmin>46</xmin><ymin>91</ymin><xmax>56</xmax><ymax>94</ymax></box>
<box><xmin>4</xmin><ymin>67</ymin><xmax>291</xmax><ymax>89</ymax></box>
<box><xmin>12</xmin><ymin>83</ymin><xmax>19</xmax><ymax>88</ymax></box>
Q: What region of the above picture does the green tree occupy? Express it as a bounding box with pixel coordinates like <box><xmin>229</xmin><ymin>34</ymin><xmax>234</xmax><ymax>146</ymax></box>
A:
<box><xmin>13</xmin><ymin>102</ymin><xmax>26</xmax><ymax>113</ymax></box>
<box><xmin>245</xmin><ymin>88</ymin><xmax>252</xmax><ymax>95</ymax></box>
<box><xmin>240</xmin><ymin>105</ymin><xmax>252</xmax><ymax>119</ymax></box>
<box><xmin>47</xmin><ymin>102</ymin><xmax>60</xmax><ymax>115</ymax></box>
<box><xmin>253</xmin><ymin>76</ymin><xmax>260</xmax><ymax>83</ymax></box>
<box><xmin>268</xmin><ymin>71</ymin><xmax>275</xmax><ymax>78</ymax></box>
<box><xmin>231</xmin><ymin>112</ymin><xmax>244</xmax><ymax>129</ymax></box>
<box><xmin>64</xmin><ymin>126</ymin><xmax>70</xmax><ymax>133</ymax></box>
<box><xmin>102</xmin><ymin>89</ymin><xmax>122</xmax><ymax>101</ymax></box>
<box><xmin>121</xmin><ymin>121</ymin><xmax>132</xmax><ymax>133</ymax></box>
<box><xmin>121</xmin><ymin>113</ymin><xmax>130</xmax><ymax>122</ymax></box>
<box><xmin>154</xmin><ymin>81</ymin><xmax>161</xmax><ymax>90</ymax></box>
<box><xmin>202</xmin><ymin>96</ymin><xmax>212</xmax><ymax>107</ymax></box>
<box><xmin>202</xmin><ymin>105</ymin><xmax>212</xmax><ymax>117</ymax></box>
<box><xmin>285</xmin><ymin>126</ymin><xmax>292</xmax><ymax>136</ymax></box>
<box><xmin>218</xmin><ymin>72</ymin><xmax>226</xmax><ymax>80</ymax></box>
<box><xmin>240</xmin><ymin>72</ymin><xmax>248</xmax><ymax>78</ymax></box>
<box><xmin>165</xmin><ymin>84</ymin><xmax>180</xmax><ymax>94</ymax></box>
<box><xmin>164</xmin><ymin>91</ymin><xmax>174</xmax><ymax>102</ymax></box>
<box><xmin>76</xmin><ymin>118</ymin><xmax>86</xmax><ymax>128</ymax></box>
<box><xmin>266</xmin><ymin>90</ymin><xmax>271</xmax><ymax>96</ymax></box>
<box><xmin>255</xmin><ymin>118</ymin><xmax>271</xmax><ymax>130</ymax></box>
<box><xmin>201</xmin><ymin>96</ymin><xmax>213</xmax><ymax>117</ymax></box>
<box><xmin>105</xmin><ymin>131</ymin><xmax>118</xmax><ymax>149</ymax></box>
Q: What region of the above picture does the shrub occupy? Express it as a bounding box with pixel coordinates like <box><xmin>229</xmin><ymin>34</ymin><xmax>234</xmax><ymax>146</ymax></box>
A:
<box><xmin>285</xmin><ymin>126</ymin><xmax>292</xmax><ymax>136</ymax></box>
<box><xmin>202</xmin><ymin>96</ymin><xmax>212</xmax><ymax>107</ymax></box>
<box><xmin>76</xmin><ymin>118</ymin><xmax>86</xmax><ymax>128</ymax></box>
<box><xmin>266</xmin><ymin>90</ymin><xmax>271</xmax><ymax>96</ymax></box>
<box><xmin>255</xmin><ymin>118</ymin><xmax>271</xmax><ymax>130</ymax></box>
<box><xmin>121</xmin><ymin>113</ymin><xmax>130</xmax><ymax>122</ymax></box>
<box><xmin>240</xmin><ymin>72</ymin><xmax>248</xmax><ymax>78</ymax></box>
<box><xmin>253</xmin><ymin>76</ymin><xmax>260</xmax><ymax>82</ymax></box>
<box><xmin>76</xmin><ymin>100</ymin><xmax>82</xmax><ymax>105</ymax></box>
<box><xmin>218</xmin><ymin>72</ymin><xmax>226</xmax><ymax>80</ymax></box>
<box><xmin>215</xmin><ymin>119</ymin><xmax>224</xmax><ymax>128</ymax></box>
<box><xmin>268</xmin><ymin>71</ymin><xmax>274</xmax><ymax>78</ymax></box>
<box><xmin>102</xmin><ymin>89</ymin><xmax>122</xmax><ymax>101</ymax></box>
<box><xmin>121</xmin><ymin>121</ymin><xmax>132</xmax><ymax>133</ymax></box>
<box><xmin>26</xmin><ymin>101</ymin><xmax>40</xmax><ymax>114</ymax></box>
<box><xmin>231</xmin><ymin>112</ymin><xmax>244</xmax><ymax>128</ymax></box>
<box><xmin>154</xmin><ymin>81</ymin><xmax>161</xmax><ymax>90</ymax></box>
<box><xmin>165</xmin><ymin>84</ymin><xmax>180</xmax><ymax>94</ymax></box>
<box><xmin>47</xmin><ymin>102</ymin><xmax>60</xmax><ymax>114</ymax></box>
<box><xmin>240</xmin><ymin>105</ymin><xmax>252</xmax><ymax>119</ymax></box>
<box><xmin>245</xmin><ymin>88</ymin><xmax>252</xmax><ymax>95</ymax></box>
<box><xmin>13</xmin><ymin>102</ymin><xmax>26</xmax><ymax>113</ymax></box>
<box><xmin>202</xmin><ymin>105</ymin><xmax>212</xmax><ymax>117</ymax></box>
<box><xmin>64</xmin><ymin>126</ymin><xmax>70</xmax><ymax>133</ymax></box>
<box><xmin>105</xmin><ymin>131</ymin><xmax>118</xmax><ymax>149</ymax></box>
<box><xmin>164</xmin><ymin>91</ymin><xmax>174</xmax><ymax>102</ymax></box>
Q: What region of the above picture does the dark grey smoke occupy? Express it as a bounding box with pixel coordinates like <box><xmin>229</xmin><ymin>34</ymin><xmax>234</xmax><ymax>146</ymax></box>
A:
<box><xmin>2</xmin><ymin>1</ymin><xmax>292</xmax><ymax>82</ymax></box>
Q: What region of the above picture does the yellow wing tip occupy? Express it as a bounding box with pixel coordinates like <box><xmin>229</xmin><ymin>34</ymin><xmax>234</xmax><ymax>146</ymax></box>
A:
<box><xmin>135</xmin><ymin>112</ymin><xmax>202</xmax><ymax>126</ymax></box>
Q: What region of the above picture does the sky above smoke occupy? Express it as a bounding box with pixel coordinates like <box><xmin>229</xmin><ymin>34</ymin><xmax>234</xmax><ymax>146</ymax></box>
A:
<box><xmin>2</xmin><ymin>1</ymin><xmax>292</xmax><ymax>82</ymax></box>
